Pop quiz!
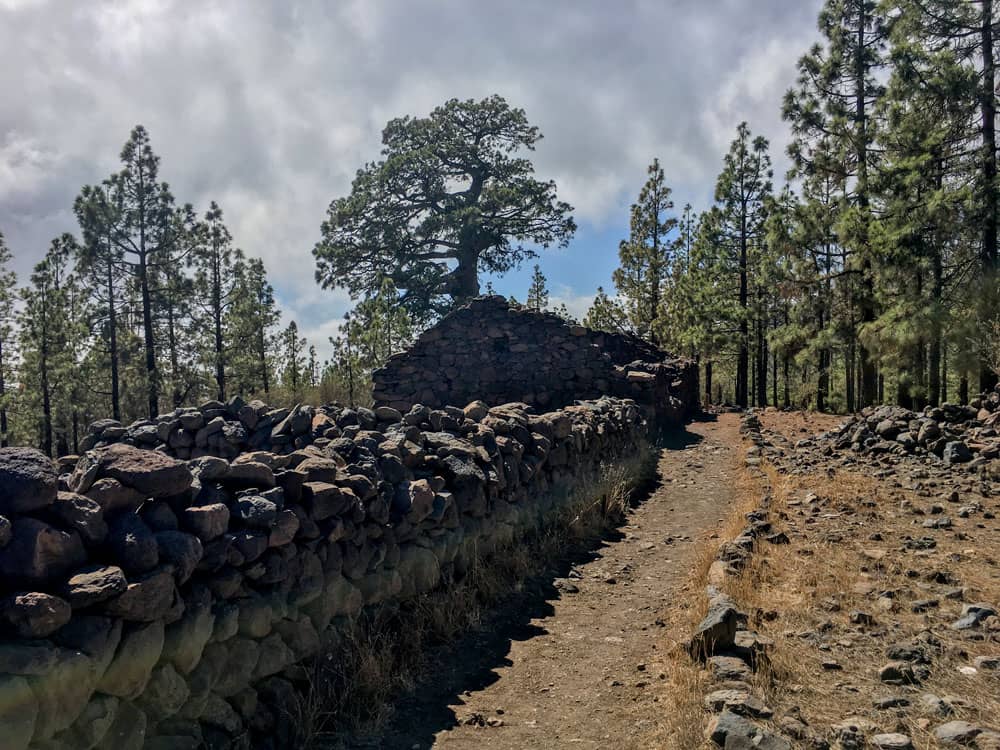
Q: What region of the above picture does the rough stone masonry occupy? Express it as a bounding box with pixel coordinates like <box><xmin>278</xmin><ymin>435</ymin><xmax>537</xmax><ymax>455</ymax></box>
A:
<box><xmin>0</xmin><ymin>395</ymin><xmax>654</xmax><ymax>750</ymax></box>
<box><xmin>372</xmin><ymin>296</ymin><xmax>698</xmax><ymax>426</ymax></box>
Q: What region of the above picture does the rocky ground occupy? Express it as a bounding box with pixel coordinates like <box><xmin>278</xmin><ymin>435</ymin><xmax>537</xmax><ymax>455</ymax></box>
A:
<box><xmin>667</xmin><ymin>406</ymin><xmax>1000</xmax><ymax>749</ymax></box>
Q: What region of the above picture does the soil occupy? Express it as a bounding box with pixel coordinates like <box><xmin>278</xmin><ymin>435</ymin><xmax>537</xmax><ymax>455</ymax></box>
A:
<box><xmin>343</xmin><ymin>412</ymin><xmax>743</xmax><ymax>750</ymax></box>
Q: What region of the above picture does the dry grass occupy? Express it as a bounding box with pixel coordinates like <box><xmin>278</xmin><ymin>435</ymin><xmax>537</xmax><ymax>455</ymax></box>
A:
<box><xmin>656</xmin><ymin>447</ymin><xmax>774</xmax><ymax>749</ymax></box>
<box><xmin>739</xmin><ymin>461</ymin><xmax>1000</xmax><ymax>747</ymax></box>
<box><xmin>656</xmin><ymin>410</ymin><xmax>1000</xmax><ymax>749</ymax></box>
<box><xmin>286</xmin><ymin>449</ymin><xmax>658</xmax><ymax>748</ymax></box>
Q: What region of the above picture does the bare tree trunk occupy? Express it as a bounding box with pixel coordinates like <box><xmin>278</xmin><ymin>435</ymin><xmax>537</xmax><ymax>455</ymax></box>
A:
<box><xmin>104</xmin><ymin>246</ymin><xmax>121</xmax><ymax>422</ymax></box>
<box><xmin>0</xmin><ymin>337</ymin><xmax>7</xmax><ymax>447</ymax></box>
<box><xmin>980</xmin><ymin>0</ymin><xmax>999</xmax><ymax>392</ymax></box>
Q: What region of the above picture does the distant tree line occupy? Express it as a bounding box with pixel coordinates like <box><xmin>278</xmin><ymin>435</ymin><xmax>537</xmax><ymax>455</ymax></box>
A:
<box><xmin>0</xmin><ymin>126</ymin><xmax>418</xmax><ymax>454</ymax></box>
<box><xmin>586</xmin><ymin>0</ymin><xmax>1000</xmax><ymax>412</ymax></box>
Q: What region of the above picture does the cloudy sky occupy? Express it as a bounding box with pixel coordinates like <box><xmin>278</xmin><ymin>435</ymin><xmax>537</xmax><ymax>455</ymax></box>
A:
<box><xmin>1</xmin><ymin>0</ymin><xmax>823</xmax><ymax>358</ymax></box>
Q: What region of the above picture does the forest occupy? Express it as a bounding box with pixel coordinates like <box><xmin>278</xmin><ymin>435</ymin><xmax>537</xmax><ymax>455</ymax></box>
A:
<box><xmin>2</xmin><ymin>0</ymin><xmax>999</xmax><ymax>455</ymax></box>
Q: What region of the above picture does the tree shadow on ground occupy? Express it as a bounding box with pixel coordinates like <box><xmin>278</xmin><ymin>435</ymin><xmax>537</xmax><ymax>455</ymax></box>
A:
<box><xmin>332</xmin><ymin>423</ymin><xmax>703</xmax><ymax>750</ymax></box>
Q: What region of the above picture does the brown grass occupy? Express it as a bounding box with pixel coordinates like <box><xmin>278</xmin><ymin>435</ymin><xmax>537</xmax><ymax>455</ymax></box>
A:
<box><xmin>655</xmin><ymin>447</ymin><xmax>774</xmax><ymax>749</ymax></box>
<box><xmin>656</xmin><ymin>411</ymin><xmax>1000</xmax><ymax>749</ymax></box>
<box><xmin>685</xmin><ymin>418</ymin><xmax>1000</xmax><ymax>748</ymax></box>
<box><xmin>741</xmin><ymin>462</ymin><xmax>1000</xmax><ymax>746</ymax></box>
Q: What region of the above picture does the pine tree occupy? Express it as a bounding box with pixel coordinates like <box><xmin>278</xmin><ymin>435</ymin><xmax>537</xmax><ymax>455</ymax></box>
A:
<box><xmin>712</xmin><ymin>123</ymin><xmax>773</xmax><ymax>407</ymax></box>
<box><xmin>783</xmin><ymin>0</ymin><xmax>888</xmax><ymax>407</ymax></box>
<box><xmin>192</xmin><ymin>201</ymin><xmax>244</xmax><ymax>401</ymax></box>
<box><xmin>583</xmin><ymin>286</ymin><xmax>631</xmax><ymax>335</ymax></box>
<box><xmin>18</xmin><ymin>236</ymin><xmax>80</xmax><ymax>455</ymax></box>
<box><xmin>228</xmin><ymin>257</ymin><xmax>280</xmax><ymax>397</ymax></box>
<box><xmin>0</xmin><ymin>233</ymin><xmax>16</xmax><ymax>446</ymax></box>
<box><xmin>280</xmin><ymin>321</ymin><xmax>308</xmax><ymax>398</ymax></box>
<box><xmin>612</xmin><ymin>158</ymin><xmax>678</xmax><ymax>343</ymax></box>
<box><xmin>526</xmin><ymin>264</ymin><xmax>549</xmax><ymax>310</ymax></box>
<box><xmin>890</xmin><ymin>0</ymin><xmax>998</xmax><ymax>394</ymax></box>
<box><xmin>86</xmin><ymin>125</ymin><xmax>189</xmax><ymax>418</ymax></box>
<box><xmin>74</xmin><ymin>185</ymin><xmax>127</xmax><ymax>421</ymax></box>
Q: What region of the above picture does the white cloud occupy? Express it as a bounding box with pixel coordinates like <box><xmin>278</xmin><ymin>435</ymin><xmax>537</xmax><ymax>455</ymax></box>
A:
<box><xmin>0</xmin><ymin>0</ymin><xmax>824</xmax><ymax>349</ymax></box>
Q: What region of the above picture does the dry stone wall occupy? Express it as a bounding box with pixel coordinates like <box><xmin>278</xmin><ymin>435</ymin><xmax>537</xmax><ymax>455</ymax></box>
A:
<box><xmin>0</xmin><ymin>395</ymin><xmax>650</xmax><ymax>750</ymax></box>
<box><xmin>372</xmin><ymin>296</ymin><xmax>698</xmax><ymax>425</ymax></box>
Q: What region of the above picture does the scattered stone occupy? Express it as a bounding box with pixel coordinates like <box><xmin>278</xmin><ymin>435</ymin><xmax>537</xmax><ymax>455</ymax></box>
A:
<box><xmin>933</xmin><ymin>720</ymin><xmax>982</xmax><ymax>745</ymax></box>
<box><xmin>952</xmin><ymin>602</ymin><xmax>997</xmax><ymax>630</ymax></box>
<box><xmin>871</xmin><ymin>733</ymin><xmax>913</xmax><ymax>749</ymax></box>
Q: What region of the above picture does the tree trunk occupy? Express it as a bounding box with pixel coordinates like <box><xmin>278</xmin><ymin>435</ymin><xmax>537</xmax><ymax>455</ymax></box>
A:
<box><xmin>213</xmin><ymin>252</ymin><xmax>225</xmax><ymax>402</ymax></box>
<box><xmin>452</xmin><ymin>250</ymin><xmax>481</xmax><ymax>302</ymax></box>
<box><xmin>0</xmin><ymin>337</ymin><xmax>7</xmax><ymax>447</ymax></box>
<box><xmin>705</xmin><ymin>360</ymin><xmax>713</xmax><ymax>407</ymax></box>
<box><xmin>757</xmin><ymin>313</ymin><xmax>767</xmax><ymax>407</ymax></box>
<box><xmin>960</xmin><ymin>374</ymin><xmax>969</xmax><ymax>404</ymax></box>
<box><xmin>139</xmin><ymin>252</ymin><xmax>158</xmax><ymax>418</ymax></box>
<box><xmin>737</xmin><ymin>213</ymin><xmax>749</xmax><ymax>408</ymax></box>
<box><xmin>783</xmin><ymin>354</ymin><xmax>790</xmax><ymax>408</ymax></box>
<box><xmin>855</xmin><ymin>1</ymin><xmax>877</xmax><ymax>407</ymax></box>
<box><xmin>41</xmin><ymin>315</ymin><xmax>52</xmax><ymax>457</ymax></box>
<box><xmin>929</xmin><ymin>206</ymin><xmax>943</xmax><ymax>406</ymax></box>
<box><xmin>166</xmin><ymin>295</ymin><xmax>181</xmax><ymax>408</ymax></box>
<box><xmin>846</xmin><ymin>341</ymin><xmax>856</xmax><ymax>413</ymax></box>
<box><xmin>771</xmin><ymin>352</ymin><xmax>778</xmax><ymax>407</ymax></box>
<box><xmin>942</xmin><ymin>344</ymin><xmax>948</xmax><ymax>403</ymax></box>
<box><xmin>106</xmin><ymin>251</ymin><xmax>121</xmax><ymax>421</ymax></box>
<box><xmin>981</xmin><ymin>0</ymin><xmax>999</xmax><ymax>392</ymax></box>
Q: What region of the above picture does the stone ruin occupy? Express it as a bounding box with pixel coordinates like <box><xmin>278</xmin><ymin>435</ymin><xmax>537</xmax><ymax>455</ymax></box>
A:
<box><xmin>373</xmin><ymin>296</ymin><xmax>698</xmax><ymax>426</ymax></box>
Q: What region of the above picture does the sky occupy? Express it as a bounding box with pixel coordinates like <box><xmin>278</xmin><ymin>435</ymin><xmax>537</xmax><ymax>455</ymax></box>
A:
<box><xmin>0</xmin><ymin>0</ymin><xmax>824</xmax><ymax>360</ymax></box>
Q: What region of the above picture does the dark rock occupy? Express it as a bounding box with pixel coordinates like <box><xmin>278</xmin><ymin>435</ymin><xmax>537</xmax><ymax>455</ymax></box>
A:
<box><xmin>690</xmin><ymin>596</ymin><xmax>742</xmax><ymax>657</ymax></box>
<box><xmin>0</xmin><ymin>591</ymin><xmax>71</xmax><ymax>638</ymax></box>
<box><xmin>0</xmin><ymin>640</ymin><xmax>59</xmax><ymax>675</ymax></box>
<box><xmin>225</xmin><ymin>460</ymin><xmax>275</xmax><ymax>488</ymax></box>
<box><xmin>107</xmin><ymin>513</ymin><xmax>159</xmax><ymax>575</ymax></box>
<box><xmin>182</xmin><ymin>503</ymin><xmax>230</xmax><ymax>541</ymax></box>
<box><xmin>951</xmin><ymin>602</ymin><xmax>997</xmax><ymax>630</ymax></box>
<box><xmin>103</xmin><ymin>567</ymin><xmax>176</xmax><ymax>621</ymax></box>
<box><xmin>234</xmin><ymin>495</ymin><xmax>279</xmax><ymax>528</ymax></box>
<box><xmin>0</xmin><ymin>518</ymin><xmax>86</xmax><ymax>587</ymax></box>
<box><xmin>97</xmin><ymin>443</ymin><xmax>192</xmax><ymax>497</ymax></box>
<box><xmin>84</xmin><ymin>478</ymin><xmax>144</xmax><ymax>513</ymax></box>
<box><xmin>49</xmin><ymin>491</ymin><xmax>107</xmax><ymax>546</ymax></box>
<box><xmin>155</xmin><ymin>530</ymin><xmax>203</xmax><ymax>584</ymax></box>
<box><xmin>933</xmin><ymin>721</ymin><xmax>982</xmax><ymax>745</ymax></box>
<box><xmin>943</xmin><ymin>441</ymin><xmax>972</xmax><ymax>464</ymax></box>
<box><xmin>61</xmin><ymin>564</ymin><xmax>128</xmax><ymax>608</ymax></box>
<box><xmin>0</xmin><ymin>447</ymin><xmax>57</xmax><ymax>514</ymax></box>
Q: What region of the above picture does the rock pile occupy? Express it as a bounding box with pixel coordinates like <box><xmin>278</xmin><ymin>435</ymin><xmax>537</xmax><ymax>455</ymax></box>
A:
<box><xmin>78</xmin><ymin>398</ymin><xmax>370</xmax><ymax>461</ymax></box>
<box><xmin>372</xmin><ymin>296</ymin><xmax>698</xmax><ymax>425</ymax></box>
<box><xmin>816</xmin><ymin>387</ymin><xmax>1000</xmax><ymax>467</ymax></box>
<box><xmin>0</xmin><ymin>396</ymin><xmax>649</xmax><ymax>750</ymax></box>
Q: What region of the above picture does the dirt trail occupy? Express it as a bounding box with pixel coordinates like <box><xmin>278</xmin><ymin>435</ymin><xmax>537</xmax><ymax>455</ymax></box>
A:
<box><xmin>347</xmin><ymin>413</ymin><xmax>741</xmax><ymax>750</ymax></box>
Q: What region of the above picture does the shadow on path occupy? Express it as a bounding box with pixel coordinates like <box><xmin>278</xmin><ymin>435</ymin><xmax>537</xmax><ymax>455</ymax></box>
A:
<box><xmin>334</xmin><ymin>423</ymin><xmax>707</xmax><ymax>750</ymax></box>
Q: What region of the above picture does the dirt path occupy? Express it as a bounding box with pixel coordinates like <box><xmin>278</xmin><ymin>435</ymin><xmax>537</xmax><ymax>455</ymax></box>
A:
<box><xmin>348</xmin><ymin>413</ymin><xmax>741</xmax><ymax>750</ymax></box>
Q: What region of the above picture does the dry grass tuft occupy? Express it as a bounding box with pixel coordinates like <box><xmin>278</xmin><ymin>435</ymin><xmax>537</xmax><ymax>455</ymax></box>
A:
<box><xmin>656</xmin><ymin>444</ymin><xmax>773</xmax><ymax>749</ymax></box>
